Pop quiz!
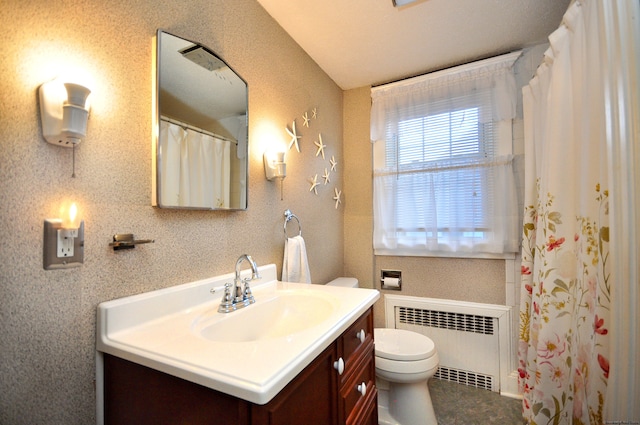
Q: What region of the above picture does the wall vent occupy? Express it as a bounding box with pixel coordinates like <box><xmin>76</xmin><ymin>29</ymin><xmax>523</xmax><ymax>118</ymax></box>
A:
<box><xmin>435</xmin><ymin>366</ymin><xmax>494</xmax><ymax>391</ymax></box>
<box><xmin>397</xmin><ymin>306</ymin><xmax>495</xmax><ymax>335</ymax></box>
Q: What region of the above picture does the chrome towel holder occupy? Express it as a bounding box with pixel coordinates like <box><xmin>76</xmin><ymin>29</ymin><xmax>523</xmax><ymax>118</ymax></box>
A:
<box><xmin>109</xmin><ymin>233</ymin><xmax>155</xmax><ymax>251</ymax></box>
<box><xmin>283</xmin><ymin>209</ymin><xmax>302</xmax><ymax>239</ymax></box>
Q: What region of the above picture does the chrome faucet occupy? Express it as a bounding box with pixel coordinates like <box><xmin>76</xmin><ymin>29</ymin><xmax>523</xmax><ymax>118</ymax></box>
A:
<box><xmin>218</xmin><ymin>254</ymin><xmax>261</xmax><ymax>313</ymax></box>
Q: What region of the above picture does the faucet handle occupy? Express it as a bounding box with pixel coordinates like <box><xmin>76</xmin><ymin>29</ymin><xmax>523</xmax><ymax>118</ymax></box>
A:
<box><xmin>218</xmin><ymin>283</ymin><xmax>236</xmax><ymax>313</ymax></box>
<box><xmin>223</xmin><ymin>283</ymin><xmax>234</xmax><ymax>301</ymax></box>
<box><xmin>242</xmin><ymin>278</ymin><xmax>256</xmax><ymax>305</ymax></box>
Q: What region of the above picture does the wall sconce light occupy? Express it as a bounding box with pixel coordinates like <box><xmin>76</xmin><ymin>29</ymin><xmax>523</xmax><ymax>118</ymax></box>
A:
<box><xmin>264</xmin><ymin>150</ymin><xmax>287</xmax><ymax>181</ymax></box>
<box><xmin>264</xmin><ymin>149</ymin><xmax>287</xmax><ymax>199</ymax></box>
<box><xmin>39</xmin><ymin>79</ymin><xmax>91</xmax><ymax>146</ymax></box>
<box><xmin>39</xmin><ymin>78</ymin><xmax>91</xmax><ymax>176</ymax></box>
<box><xmin>43</xmin><ymin>202</ymin><xmax>85</xmax><ymax>270</ymax></box>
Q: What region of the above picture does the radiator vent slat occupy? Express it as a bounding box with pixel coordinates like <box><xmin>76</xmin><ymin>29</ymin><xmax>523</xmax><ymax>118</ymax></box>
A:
<box><xmin>397</xmin><ymin>306</ymin><xmax>495</xmax><ymax>335</ymax></box>
<box><xmin>435</xmin><ymin>366</ymin><xmax>494</xmax><ymax>391</ymax></box>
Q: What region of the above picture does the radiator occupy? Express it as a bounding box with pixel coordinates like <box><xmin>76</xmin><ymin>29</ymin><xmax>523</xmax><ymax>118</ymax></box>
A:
<box><xmin>384</xmin><ymin>295</ymin><xmax>512</xmax><ymax>393</ymax></box>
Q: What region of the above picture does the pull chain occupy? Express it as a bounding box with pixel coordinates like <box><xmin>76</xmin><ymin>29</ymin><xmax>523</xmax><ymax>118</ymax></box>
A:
<box><xmin>280</xmin><ymin>178</ymin><xmax>284</xmax><ymax>200</ymax></box>
<box><xmin>71</xmin><ymin>144</ymin><xmax>76</xmax><ymax>178</ymax></box>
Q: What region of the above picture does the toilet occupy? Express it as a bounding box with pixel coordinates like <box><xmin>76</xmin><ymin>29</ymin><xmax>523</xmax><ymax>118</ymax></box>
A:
<box><xmin>326</xmin><ymin>278</ymin><xmax>439</xmax><ymax>425</ymax></box>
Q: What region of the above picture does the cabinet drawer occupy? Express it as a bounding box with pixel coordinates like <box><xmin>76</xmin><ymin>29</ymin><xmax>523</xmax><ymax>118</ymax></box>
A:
<box><xmin>340</xmin><ymin>308</ymin><xmax>373</xmax><ymax>371</ymax></box>
<box><xmin>340</xmin><ymin>354</ymin><xmax>376</xmax><ymax>425</ymax></box>
<box><xmin>350</xmin><ymin>384</ymin><xmax>378</xmax><ymax>425</ymax></box>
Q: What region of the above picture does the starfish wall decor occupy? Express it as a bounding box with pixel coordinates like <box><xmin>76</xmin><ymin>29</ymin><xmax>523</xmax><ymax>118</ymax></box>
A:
<box><xmin>322</xmin><ymin>168</ymin><xmax>330</xmax><ymax>185</ymax></box>
<box><xmin>286</xmin><ymin>120</ymin><xmax>301</xmax><ymax>152</ymax></box>
<box><xmin>333</xmin><ymin>187</ymin><xmax>342</xmax><ymax>209</ymax></box>
<box><xmin>308</xmin><ymin>174</ymin><xmax>320</xmax><ymax>195</ymax></box>
<box><xmin>314</xmin><ymin>134</ymin><xmax>326</xmax><ymax>159</ymax></box>
<box><xmin>285</xmin><ymin>106</ymin><xmax>343</xmax><ymax>208</ymax></box>
<box><xmin>329</xmin><ymin>155</ymin><xmax>337</xmax><ymax>172</ymax></box>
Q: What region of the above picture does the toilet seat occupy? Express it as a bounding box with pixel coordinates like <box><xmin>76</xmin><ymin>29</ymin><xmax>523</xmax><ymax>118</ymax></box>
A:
<box><xmin>374</xmin><ymin>328</ymin><xmax>436</xmax><ymax>361</ymax></box>
<box><xmin>375</xmin><ymin>354</ymin><xmax>439</xmax><ymax>375</ymax></box>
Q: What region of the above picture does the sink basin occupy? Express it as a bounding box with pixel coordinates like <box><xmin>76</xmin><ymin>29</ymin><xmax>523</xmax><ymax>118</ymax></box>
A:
<box><xmin>193</xmin><ymin>290</ymin><xmax>338</xmax><ymax>343</ymax></box>
<box><xmin>97</xmin><ymin>263</ymin><xmax>380</xmax><ymax>405</ymax></box>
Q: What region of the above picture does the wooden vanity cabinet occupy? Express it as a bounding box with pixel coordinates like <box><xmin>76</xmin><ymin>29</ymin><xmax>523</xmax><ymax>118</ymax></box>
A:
<box><xmin>103</xmin><ymin>353</ymin><xmax>250</xmax><ymax>424</ymax></box>
<box><xmin>250</xmin><ymin>343</ymin><xmax>338</xmax><ymax>425</ymax></box>
<box><xmin>103</xmin><ymin>308</ymin><xmax>376</xmax><ymax>425</ymax></box>
<box><xmin>337</xmin><ymin>306</ymin><xmax>377</xmax><ymax>425</ymax></box>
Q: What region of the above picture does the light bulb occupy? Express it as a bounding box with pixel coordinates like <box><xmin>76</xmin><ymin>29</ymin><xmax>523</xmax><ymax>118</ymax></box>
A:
<box><xmin>69</xmin><ymin>203</ymin><xmax>78</xmax><ymax>227</ymax></box>
<box><xmin>264</xmin><ymin>150</ymin><xmax>287</xmax><ymax>181</ymax></box>
<box><xmin>60</xmin><ymin>202</ymin><xmax>81</xmax><ymax>230</ymax></box>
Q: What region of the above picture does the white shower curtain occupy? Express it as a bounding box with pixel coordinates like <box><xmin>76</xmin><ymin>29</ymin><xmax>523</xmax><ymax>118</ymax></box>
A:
<box><xmin>159</xmin><ymin>119</ymin><xmax>231</xmax><ymax>208</ymax></box>
<box><xmin>518</xmin><ymin>1</ymin><xmax>639</xmax><ymax>424</ymax></box>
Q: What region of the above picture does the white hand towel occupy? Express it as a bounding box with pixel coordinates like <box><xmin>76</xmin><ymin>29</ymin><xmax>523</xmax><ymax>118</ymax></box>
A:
<box><xmin>282</xmin><ymin>235</ymin><xmax>311</xmax><ymax>283</ymax></box>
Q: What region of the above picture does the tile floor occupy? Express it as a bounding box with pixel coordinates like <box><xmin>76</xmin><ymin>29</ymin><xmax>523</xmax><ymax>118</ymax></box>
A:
<box><xmin>429</xmin><ymin>379</ymin><xmax>527</xmax><ymax>424</ymax></box>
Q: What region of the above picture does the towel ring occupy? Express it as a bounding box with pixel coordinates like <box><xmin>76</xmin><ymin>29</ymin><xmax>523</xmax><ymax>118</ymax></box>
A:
<box><xmin>284</xmin><ymin>209</ymin><xmax>302</xmax><ymax>239</ymax></box>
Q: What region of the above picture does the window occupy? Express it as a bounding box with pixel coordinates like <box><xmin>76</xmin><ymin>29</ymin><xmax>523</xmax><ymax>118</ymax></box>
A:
<box><xmin>371</xmin><ymin>52</ymin><xmax>521</xmax><ymax>257</ymax></box>
<box><xmin>394</xmin><ymin>107</ymin><xmax>490</xmax><ymax>237</ymax></box>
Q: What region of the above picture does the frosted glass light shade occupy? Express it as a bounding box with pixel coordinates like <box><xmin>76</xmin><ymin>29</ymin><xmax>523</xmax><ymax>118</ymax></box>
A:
<box><xmin>263</xmin><ymin>150</ymin><xmax>287</xmax><ymax>181</ymax></box>
<box><xmin>64</xmin><ymin>83</ymin><xmax>91</xmax><ymax>107</ymax></box>
<box><xmin>39</xmin><ymin>79</ymin><xmax>91</xmax><ymax>147</ymax></box>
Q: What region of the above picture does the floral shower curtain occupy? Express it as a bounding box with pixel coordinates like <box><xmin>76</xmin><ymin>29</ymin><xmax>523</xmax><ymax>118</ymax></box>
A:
<box><xmin>518</xmin><ymin>0</ymin><xmax>639</xmax><ymax>423</ymax></box>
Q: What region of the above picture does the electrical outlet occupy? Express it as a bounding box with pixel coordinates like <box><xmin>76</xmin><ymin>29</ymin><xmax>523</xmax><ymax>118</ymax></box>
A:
<box><xmin>44</xmin><ymin>219</ymin><xmax>84</xmax><ymax>270</ymax></box>
<box><xmin>57</xmin><ymin>228</ymin><xmax>77</xmax><ymax>257</ymax></box>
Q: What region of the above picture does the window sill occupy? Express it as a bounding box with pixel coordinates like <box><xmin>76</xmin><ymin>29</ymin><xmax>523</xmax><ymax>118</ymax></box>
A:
<box><xmin>374</xmin><ymin>249</ymin><xmax>516</xmax><ymax>260</ymax></box>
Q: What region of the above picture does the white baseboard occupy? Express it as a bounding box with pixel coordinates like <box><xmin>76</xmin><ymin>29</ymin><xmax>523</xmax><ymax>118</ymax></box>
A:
<box><xmin>500</xmin><ymin>371</ymin><xmax>523</xmax><ymax>400</ymax></box>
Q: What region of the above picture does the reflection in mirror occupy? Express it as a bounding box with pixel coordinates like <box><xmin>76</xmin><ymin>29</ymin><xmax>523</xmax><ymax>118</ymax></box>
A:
<box><xmin>153</xmin><ymin>30</ymin><xmax>248</xmax><ymax>210</ymax></box>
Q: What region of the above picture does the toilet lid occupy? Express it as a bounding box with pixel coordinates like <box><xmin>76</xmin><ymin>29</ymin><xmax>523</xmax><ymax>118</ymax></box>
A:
<box><xmin>374</xmin><ymin>328</ymin><xmax>436</xmax><ymax>361</ymax></box>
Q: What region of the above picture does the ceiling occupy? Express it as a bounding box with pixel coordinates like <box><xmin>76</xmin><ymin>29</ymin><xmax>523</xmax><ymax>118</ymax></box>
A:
<box><xmin>256</xmin><ymin>0</ymin><xmax>571</xmax><ymax>90</ymax></box>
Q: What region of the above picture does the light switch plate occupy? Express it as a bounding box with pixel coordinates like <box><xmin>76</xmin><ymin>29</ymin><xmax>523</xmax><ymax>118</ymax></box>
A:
<box><xmin>43</xmin><ymin>219</ymin><xmax>84</xmax><ymax>270</ymax></box>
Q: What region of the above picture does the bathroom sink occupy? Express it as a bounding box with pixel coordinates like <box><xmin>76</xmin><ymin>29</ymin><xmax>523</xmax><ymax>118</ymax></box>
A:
<box><xmin>96</xmin><ymin>263</ymin><xmax>379</xmax><ymax>405</ymax></box>
<box><xmin>193</xmin><ymin>290</ymin><xmax>338</xmax><ymax>343</ymax></box>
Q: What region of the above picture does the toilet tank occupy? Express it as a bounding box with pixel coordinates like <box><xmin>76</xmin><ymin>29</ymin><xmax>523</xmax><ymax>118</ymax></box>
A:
<box><xmin>325</xmin><ymin>277</ymin><xmax>359</xmax><ymax>288</ymax></box>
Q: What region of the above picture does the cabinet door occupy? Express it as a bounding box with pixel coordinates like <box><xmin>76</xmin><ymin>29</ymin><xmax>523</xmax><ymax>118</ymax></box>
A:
<box><xmin>251</xmin><ymin>344</ymin><xmax>338</xmax><ymax>425</ymax></box>
<box><xmin>103</xmin><ymin>354</ymin><xmax>250</xmax><ymax>425</ymax></box>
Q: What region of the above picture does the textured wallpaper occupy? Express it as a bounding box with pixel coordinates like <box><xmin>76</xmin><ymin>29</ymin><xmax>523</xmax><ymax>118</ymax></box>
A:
<box><xmin>0</xmin><ymin>1</ymin><xmax>343</xmax><ymax>423</ymax></box>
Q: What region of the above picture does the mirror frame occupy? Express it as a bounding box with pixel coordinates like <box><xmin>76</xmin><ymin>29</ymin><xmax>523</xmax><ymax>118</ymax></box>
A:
<box><xmin>152</xmin><ymin>29</ymin><xmax>249</xmax><ymax>210</ymax></box>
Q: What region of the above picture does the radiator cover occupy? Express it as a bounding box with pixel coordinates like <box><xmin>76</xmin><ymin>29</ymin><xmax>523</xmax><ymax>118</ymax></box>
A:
<box><xmin>385</xmin><ymin>295</ymin><xmax>512</xmax><ymax>393</ymax></box>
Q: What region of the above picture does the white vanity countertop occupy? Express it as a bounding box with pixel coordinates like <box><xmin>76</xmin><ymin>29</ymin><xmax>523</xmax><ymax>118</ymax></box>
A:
<box><xmin>96</xmin><ymin>264</ymin><xmax>379</xmax><ymax>405</ymax></box>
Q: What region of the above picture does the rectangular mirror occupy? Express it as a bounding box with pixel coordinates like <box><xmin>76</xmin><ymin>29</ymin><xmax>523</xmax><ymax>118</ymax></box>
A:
<box><xmin>152</xmin><ymin>30</ymin><xmax>248</xmax><ymax>210</ymax></box>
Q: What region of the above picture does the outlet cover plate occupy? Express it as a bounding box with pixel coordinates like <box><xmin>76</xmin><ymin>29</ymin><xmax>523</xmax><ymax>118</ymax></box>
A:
<box><xmin>43</xmin><ymin>219</ymin><xmax>84</xmax><ymax>270</ymax></box>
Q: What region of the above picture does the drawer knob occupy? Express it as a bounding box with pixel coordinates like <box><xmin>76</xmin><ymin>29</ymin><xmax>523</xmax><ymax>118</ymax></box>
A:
<box><xmin>333</xmin><ymin>358</ymin><xmax>344</xmax><ymax>375</ymax></box>
<box><xmin>356</xmin><ymin>329</ymin><xmax>366</xmax><ymax>343</ymax></box>
<box><xmin>357</xmin><ymin>382</ymin><xmax>367</xmax><ymax>397</ymax></box>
